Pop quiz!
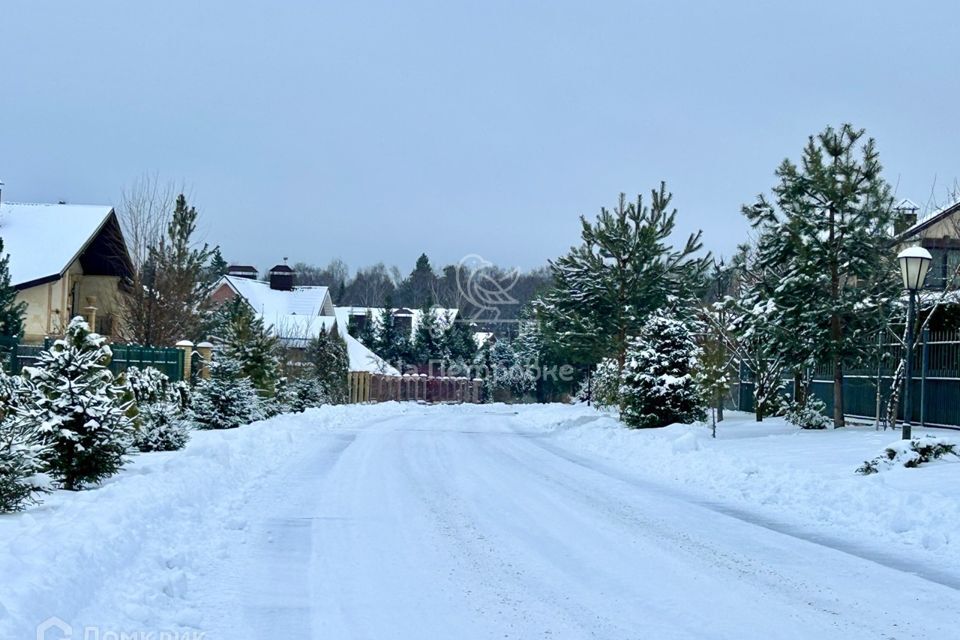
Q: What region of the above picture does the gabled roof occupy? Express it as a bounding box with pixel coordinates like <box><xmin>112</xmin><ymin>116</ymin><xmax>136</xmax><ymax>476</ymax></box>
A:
<box><xmin>218</xmin><ymin>275</ymin><xmax>335</xmax><ymax>318</ymax></box>
<box><xmin>898</xmin><ymin>200</ymin><xmax>960</xmax><ymax>240</ymax></box>
<box><xmin>215</xmin><ymin>276</ymin><xmax>398</xmax><ymax>374</ymax></box>
<box><xmin>0</xmin><ymin>202</ymin><xmax>132</xmax><ymax>290</ymax></box>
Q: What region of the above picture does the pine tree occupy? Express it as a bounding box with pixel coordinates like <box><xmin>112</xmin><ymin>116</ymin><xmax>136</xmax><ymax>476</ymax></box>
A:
<box><xmin>206</xmin><ymin>247</ymin><xmax>229</xmax><ymax>281</ymax></box>
<box><xmin>214</xmin><ymin>297</ymin><xmax>281</xmax><ymax>396</ymax></box>
<box><xmin>620</xmin><ymin>311</ymin><xmax>705</xmax><ymax>429</ymax></box>
<box><xmin>536</xmin><ymin>184</ymin><xmax>709</xmax><ymax>371</ymax></box>
<box><xmin>442</xmin><ymin>318</ymin><xmax>478</xmax><ymax>373</ymax></box>
<box><xmin>21</xmin><ymin>317</ymin><xmax>135</xmax><ymax>489</ymax></box>
<box><xmin>743</xmin><ymin>124</ymin><xmax>898</xmax><ymax>427</ymax></box>
<box><xmin>307</xmin><ymin>330</ymin><xmax>349</xmax><ymax>404</ymax></box>
<box><xmin>398</xmin><ymin>253</ymin><xmax>437</xmax><ymax>308</ymax></box>
<box><xmin>357</xmin><ymin>310</ymin><xmax>377</xmax><ymax>348</ymax></box>
<box><xmin>707</xmin><ymin>245</ymin><xmax>789</xmax><ymax>422</ymax></box>
<box><xmin>123</xmin><ymin>194</ymin><xmax>220</xmax><ymax>346</ymax></box>
<box><xmin>375</xmin><ymin>298</ymin><xmax>410</xmax><ymax>367</ymax></box>
<box><xmin>411</xmin><ymin>302</ymin><xmax>443</xmax><ymax>368</ymax></box>
<box><xmin>0</xmin><ymin>238</ymin><xmax>26</xmax><ymax>340</ymax></box>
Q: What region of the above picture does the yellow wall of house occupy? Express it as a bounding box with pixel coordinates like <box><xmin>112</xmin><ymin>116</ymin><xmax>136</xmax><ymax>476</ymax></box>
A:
<box><xmin>16</xmin><ymin>260</ymin><xmax>124</xmax><ymax>344</ymax></box>
<box><xmin>915</xmin><ymin>215</ymin><xmax>960</xmax><ymax>241</ymax></box>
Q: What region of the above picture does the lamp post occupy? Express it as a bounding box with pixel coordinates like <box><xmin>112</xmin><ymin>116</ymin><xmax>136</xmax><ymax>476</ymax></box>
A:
<box><xmin>897</xmin><ymin>247</ymin><xmax>933</xmax><ymax>440</ymax></box>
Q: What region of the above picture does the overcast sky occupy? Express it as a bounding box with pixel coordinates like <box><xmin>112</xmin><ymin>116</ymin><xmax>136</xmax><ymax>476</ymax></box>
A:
<box><xmin>2</xmin><ymin>1</ymin><xmax>958</xmax><ymax>275</ymax></box>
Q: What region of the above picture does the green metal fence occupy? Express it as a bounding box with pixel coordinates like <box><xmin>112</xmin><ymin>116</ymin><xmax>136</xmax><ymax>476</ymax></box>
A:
<box><xmin>1</xmin><ymin>337</ymin><xmax>185</xmax><ymax>381</ymax></box>
<box><xmin>736</xmin><ymin>329</ymin><xmax>960</xmax><ymax>429</ymax></box>
<box><xmin>108</xmin><ymin>344</ymin><xmax>185</xmax><ymax>381</ymax></box>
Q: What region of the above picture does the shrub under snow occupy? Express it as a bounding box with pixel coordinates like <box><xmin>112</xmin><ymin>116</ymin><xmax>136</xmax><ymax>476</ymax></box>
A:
<box><xmin>619</xmin><ymin>311</ymin><xmax>705</xmax><ymax>429</ymax></box>
<box><xmin>784</xmin><ymin>397</ymin><xmax>830</xmax><ymax>430</ymax></box>
<box><xmin>280</xmin><ymin>376</ymin><xmax>329</xmax><ymax>414</ymax></box>
<box><xmin>857</xmin><ymin>437</ymin><xmax>960</xmax><ymax>475</ymax></box>
<box><xmin>588</xmin><ymin>358</ymin><xmax>621</xmax><ymax>409</ymax></box>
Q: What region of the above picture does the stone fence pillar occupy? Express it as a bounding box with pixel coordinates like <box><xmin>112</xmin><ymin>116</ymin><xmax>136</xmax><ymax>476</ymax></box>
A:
<box><xmin>175</xmin><ymin>340</ymin><xmax>194</xmax><ymax>381</ymax></box>
<box><xmin>196</xmin><ymin>341</ymin><xmax>214</xmax><ymax>380</ymax></box>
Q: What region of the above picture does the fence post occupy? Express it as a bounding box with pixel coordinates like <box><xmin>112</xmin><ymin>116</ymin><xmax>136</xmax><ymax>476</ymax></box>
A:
<box><xmin>175</xmin><ymin>340</ymin><xmax>194</xmax><ymax>381</ymax></box>
<box><xmin>196</xmin><ymin>341</ymin><xmax>214</xmax><ymax>380</ymax></box>
<box><xmin>921</xmin><ymin>326</ymin><xmax>929</xmax><ymax>427</ymax></box>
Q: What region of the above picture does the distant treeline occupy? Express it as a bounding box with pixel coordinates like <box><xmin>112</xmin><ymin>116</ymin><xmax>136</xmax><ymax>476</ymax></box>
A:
<box><xmin>291</xmin><ymin>253</ymin><xmax>552</xmax><ymax>328</ymax></box>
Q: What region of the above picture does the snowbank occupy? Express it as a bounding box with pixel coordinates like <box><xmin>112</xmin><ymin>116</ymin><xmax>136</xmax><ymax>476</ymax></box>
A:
<box><xmin>526</xmin><ymin>405</ymin><xmax>960</xmax><ymax>570</ymax></box>
<box><xmin>0</xmin><ymin>403</ymin><xmax>409</xmax><ymax>638</ymax></box>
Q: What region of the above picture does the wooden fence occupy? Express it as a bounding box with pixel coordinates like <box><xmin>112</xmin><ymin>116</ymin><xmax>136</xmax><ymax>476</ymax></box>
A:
<box><xmin>348</xmin><ymin>372</ymin><xmax>483</xmax><ymax>404</ymax></box>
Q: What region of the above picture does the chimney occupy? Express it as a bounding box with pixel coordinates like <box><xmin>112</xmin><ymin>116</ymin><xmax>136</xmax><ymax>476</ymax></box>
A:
<box><xmin>227</xmin><ymin>264</ymin><xmax>258</xmax><ymax>280</ymax></box>
<box><xmin>268</xmin><ymin>259</ymin><xmax>295</xmax><ymax>291</ymax></box>
<box><xmin>894</xmin><ymin>198</ymin><xmax>920</xmax><ymax>236</ymax></box>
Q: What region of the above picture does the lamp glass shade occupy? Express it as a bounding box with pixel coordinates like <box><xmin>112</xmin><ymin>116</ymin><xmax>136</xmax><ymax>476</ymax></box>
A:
<box><xmin>897</xmin><ymin>247</ymin><xmax>933</xmax><ymax>291</ymax></box>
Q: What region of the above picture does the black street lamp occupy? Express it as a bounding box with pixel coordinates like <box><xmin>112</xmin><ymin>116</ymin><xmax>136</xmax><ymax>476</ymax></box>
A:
<box><xmin>897</xmin><ymin>246</ymin><xmax>933</xmax><ymax>440</ymax></box>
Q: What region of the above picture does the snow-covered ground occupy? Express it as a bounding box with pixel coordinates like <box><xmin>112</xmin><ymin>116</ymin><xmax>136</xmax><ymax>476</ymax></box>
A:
<box><xmin>2</xmin><ymin>403</ymin><xmax>960</xmax><ymax>639</ymax></box>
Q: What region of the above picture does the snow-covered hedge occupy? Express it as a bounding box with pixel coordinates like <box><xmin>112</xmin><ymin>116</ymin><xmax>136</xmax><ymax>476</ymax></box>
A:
<box><xmin>857</xmin><ymin>437</ymin><xmax>960</xmax><ymax>475</ymax></box>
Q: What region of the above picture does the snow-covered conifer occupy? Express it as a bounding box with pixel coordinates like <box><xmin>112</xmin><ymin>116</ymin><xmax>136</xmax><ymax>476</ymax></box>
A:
<box><xmin>620</xmin><ymin>311</ymin><xmax>705</xmax><ymax>429</ymax></box>
<box><xmin>590</xmin><ymin>358</ymin><xmax>621</xmax><ymax>409</ymax></box>
<box><xmin>21</xmin><ymin>317</ymin><xmax>135</xmax><ymax>490</ymax></box>
<box><xmin>307</xmin><ymin>330</ymin><xmax>349</xmax><ymax>404</ymax></box>
<box><xmin>214</xmin><ymin>297</ymin><xmax>281</xmax><ymax>396</ymax></box>
<box><xmin>535</xmin><ymin>184</ymin><xmax>709</xmax><ymax>370</ymax></box>
<box><xmin>125</xmin><ymin>366</ymin><xmax>191</xmax><ymax>452</ymax></box>
<box><xmin>0</xmin><ymin>374</ymin><xmax>49</xmax><ymax>511</ymax></box>
<box><xmin>191</xmin><ymin>354</ymin><xmax>263</xmax><ymax>430</ymax></box>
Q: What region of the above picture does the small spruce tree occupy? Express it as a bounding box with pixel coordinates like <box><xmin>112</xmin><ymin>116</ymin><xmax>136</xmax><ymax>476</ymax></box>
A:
<box><xmin>125</xmin><ymin>366</ymin><xmax>191</xmax><ymax>452</ymax></box>
<box><xmin>215</xmin><ymin>297</ymin><xmax>281</xmax><ymax>396</ymax></box>
<box><xmin>307</xmin><ymin>330</ymin><xmax>349</xmax><ymax>404</ymax></box>
<box><xmin>22</xmin><ymin>317</ymin><xmax>135</xmax><ymax>489</ymax></box>
<box><xmin>191</xmin><ymin>353</ymin><xmax>263</xmax><ymax>430</ymax></box>
<box><xmin>620</xmin><ymin>311</ymin><xmax>705</xmax><ymax>429</ymax></box>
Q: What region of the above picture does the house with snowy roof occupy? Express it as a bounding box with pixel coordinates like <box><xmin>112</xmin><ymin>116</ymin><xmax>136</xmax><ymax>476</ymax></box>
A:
<box><xmin>211</xmin><ymin>264</ymin><xmax>398</xmax><ymax>375</ymax></box>
<box><xmin>0</xmin><ymin>199</ymin><xmax>133</xmax><ymax>342</ymax></box>
<box><xmin>336</xmin><ymin>306</ymin><xmax>459</xmax><ymax>340</ymax></box>
<box><xmin>895</xmin><ymin>198</ymin><xmax>960</xmax><ymax>290</ymax></box>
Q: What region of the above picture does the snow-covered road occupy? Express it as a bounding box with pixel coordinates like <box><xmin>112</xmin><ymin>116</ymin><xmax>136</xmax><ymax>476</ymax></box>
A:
<box><xmin>6</xmin><ymin>405</ymin><xmax>960</xmax><ymax>639</ymax></box>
